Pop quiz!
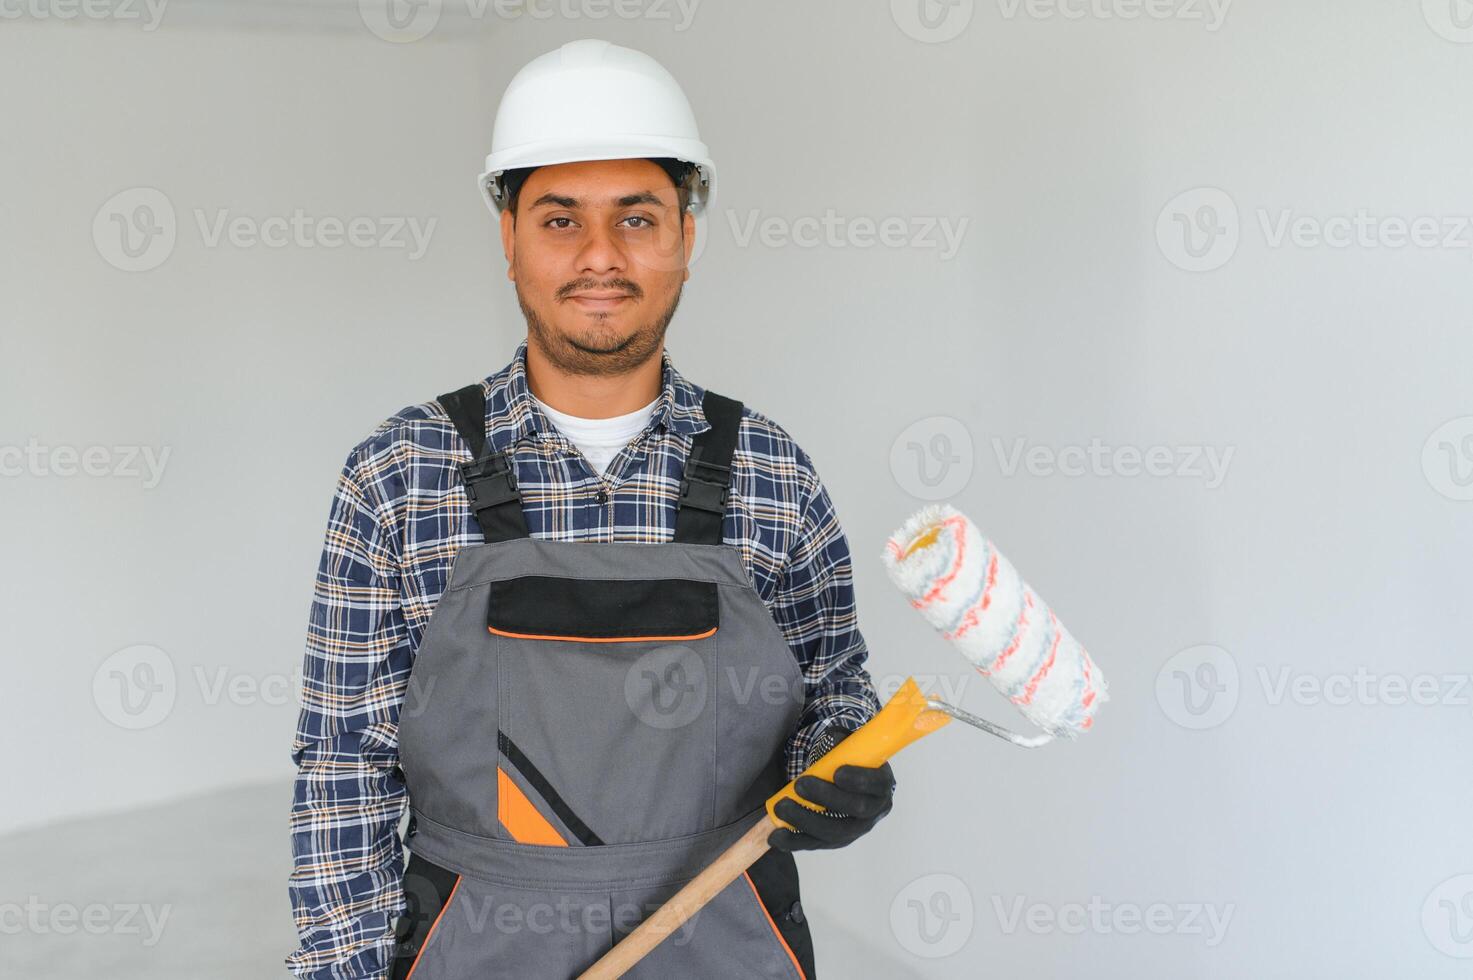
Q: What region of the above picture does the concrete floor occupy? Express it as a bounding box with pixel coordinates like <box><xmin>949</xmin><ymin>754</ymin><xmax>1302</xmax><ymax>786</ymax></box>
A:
<box><xmin>2</xmin><ymin>781</ymin><xmax>918</xmax><ymax>979</ymax></box>
<box><xmin>1</xmin><ymin>780</ymin><xmax>301</xmax><ymax>978</ymax></box>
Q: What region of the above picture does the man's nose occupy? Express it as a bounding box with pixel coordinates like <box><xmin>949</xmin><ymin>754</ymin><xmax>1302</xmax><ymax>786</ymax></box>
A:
<box><xmin>574</xmin><ymin>221</ymin><xmax>628</xmax><ymax>276</ymax></box>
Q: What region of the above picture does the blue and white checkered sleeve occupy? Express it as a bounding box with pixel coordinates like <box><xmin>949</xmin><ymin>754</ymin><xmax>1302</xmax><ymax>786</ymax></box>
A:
<box><xmin>286</xmin><ymin>446</ymin><xmax>413</xmax><ymax>980</ymax></box>
<box><xmin>771</xmin><ymin>446</ymin><xmax>883</xmax><ymax>779</ymax></box>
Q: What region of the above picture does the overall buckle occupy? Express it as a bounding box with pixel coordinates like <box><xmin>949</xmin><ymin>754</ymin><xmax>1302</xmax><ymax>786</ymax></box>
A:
<box><xmin>460</xmin><ymin>453</ymin><xmax>518</xmax><ymax>516</ymax></box>
<box><xmin>679</xmin><ymin>452</ymin><xmax>730</xmax><ymax>515</ymax></box>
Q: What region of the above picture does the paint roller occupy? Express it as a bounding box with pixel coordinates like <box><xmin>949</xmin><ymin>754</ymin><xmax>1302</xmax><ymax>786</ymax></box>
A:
<box><xmin>576</xmin><ymin>501</ymin><xmax>1107</xmax><ymax>979</ymax></box>
<box><xmin>882</xmin><ymin>501</ymin><xmax>1108</xmax><ymax>745</ymax></box>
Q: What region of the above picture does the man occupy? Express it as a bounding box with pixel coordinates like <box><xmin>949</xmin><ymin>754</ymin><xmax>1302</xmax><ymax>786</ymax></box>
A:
<box><xmin>286</xmin><ymin>39</ymin><xmax>892</xmax><ymax>979</ymax></box>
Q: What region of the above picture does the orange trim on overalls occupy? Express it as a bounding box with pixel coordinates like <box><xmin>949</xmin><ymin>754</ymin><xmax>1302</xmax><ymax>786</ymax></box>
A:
<box><xmin>496</xmin><ymin>768</ymin><xmax>569</xmax><ymax>846</ymax></box>
<box><xmin>741</xmin><ymin>871</ymin><xmax>807</xmax><ymax>980</ymax></box>
<box><xmin>487</xmin><ymin>625</ymin><xmax>718</xmax><ymax>643</ymax></box>
<box><xmin>403</xmin><ymin>873</ymin><xmax>462</xmax><ymax>980</ymax></box>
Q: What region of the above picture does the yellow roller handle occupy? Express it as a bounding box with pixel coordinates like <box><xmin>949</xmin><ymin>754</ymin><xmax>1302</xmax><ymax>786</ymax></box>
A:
<box><xmin>765</xmin><ymin>676</ymin><xmax>952</xmax><ymax>829</ymax></box>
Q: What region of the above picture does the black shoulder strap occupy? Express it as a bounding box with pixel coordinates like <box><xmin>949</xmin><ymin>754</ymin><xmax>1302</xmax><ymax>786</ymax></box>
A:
<box><xmin>439</xmin><ymin>384</ymin><xmax>487</xmax><ymax>460</ymax></box>
<box><xmin>673</xmin><ymin>390</ymin><xmax>743</xmax><ymax>545</ymax></box>
<box><xmin>438</xmin><ymin>383</ymin><xmax>529</xmax><ymax>543</ymax></box>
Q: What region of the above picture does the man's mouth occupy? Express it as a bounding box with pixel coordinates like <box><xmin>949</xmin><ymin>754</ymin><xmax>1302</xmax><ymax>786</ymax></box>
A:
<box><xmin>568</xmin><ymin>292</ymin><xmax>633</xmax><ymax>310</ymax></box>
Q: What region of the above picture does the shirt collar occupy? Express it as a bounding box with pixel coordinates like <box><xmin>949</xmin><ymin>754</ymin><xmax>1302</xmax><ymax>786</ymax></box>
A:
<box><xmin>488</xmin><ymin>338</ymin><xmax>711</xmax><ymax>452</ymax></box>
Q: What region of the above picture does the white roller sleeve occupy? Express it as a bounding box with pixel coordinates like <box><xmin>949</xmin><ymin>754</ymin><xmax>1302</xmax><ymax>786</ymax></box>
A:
<box><xmin>882</xmin><ymin>503</ymin><xmax>1107</xmax><ymax>737</ymax></box>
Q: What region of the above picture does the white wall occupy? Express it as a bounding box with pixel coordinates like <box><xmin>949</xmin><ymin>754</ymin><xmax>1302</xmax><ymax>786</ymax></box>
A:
<box><xmin>3</xmin><ymin>2</ymin><xmax>1471</xmax><ymax>976</ymax></box>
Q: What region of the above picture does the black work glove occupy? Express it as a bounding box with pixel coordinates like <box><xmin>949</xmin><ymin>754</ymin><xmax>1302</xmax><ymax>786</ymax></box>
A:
<box><xmin>767</xmin><ymin>729</ymin><xmax>896</xmax><ymax>852</ymax></box>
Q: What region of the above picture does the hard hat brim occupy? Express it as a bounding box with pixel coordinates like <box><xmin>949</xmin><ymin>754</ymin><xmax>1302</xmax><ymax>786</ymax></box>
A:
<box><xmin>478</xmin><ymin>136</ymin><xmax>715</xmax><ymax>216</ymax></box>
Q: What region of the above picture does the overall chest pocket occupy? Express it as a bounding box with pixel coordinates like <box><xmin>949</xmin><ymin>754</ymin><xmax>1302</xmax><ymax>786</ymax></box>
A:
<box><xmin>487</xmin><ymin>575</ymin><xmax>718</xmax><ymax>642</ymax></box>
<box><xmin>489</xmin><ymin>575</ymin><xmax>723</xmax><ymax>845</ymax></box>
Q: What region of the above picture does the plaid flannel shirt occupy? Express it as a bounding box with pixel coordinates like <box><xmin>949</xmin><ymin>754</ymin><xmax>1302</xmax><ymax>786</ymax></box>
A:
<box><xmin>285</xmin><ymin>338</ymin><xmax>881</xmax><ymax>978</ymax></box>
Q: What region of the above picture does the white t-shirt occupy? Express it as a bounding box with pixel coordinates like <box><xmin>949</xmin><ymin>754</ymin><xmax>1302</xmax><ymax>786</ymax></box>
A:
<box><xmin>531</xmin><ymin>391</ymin><xmax>659</xmax><ymax>477</ymax></box>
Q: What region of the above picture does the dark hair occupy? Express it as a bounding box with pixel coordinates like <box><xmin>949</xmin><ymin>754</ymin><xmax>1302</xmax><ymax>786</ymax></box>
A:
<box><xmin>502</xmin><ymin>157</ymin><xmax>699</xmax><ymax>218</ymax></box>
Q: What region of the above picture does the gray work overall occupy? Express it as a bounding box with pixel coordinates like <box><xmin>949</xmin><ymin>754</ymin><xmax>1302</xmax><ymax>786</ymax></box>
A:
<box><xmin>389</xmin><ymin>382</ymin><xmax>816</xmax><ymax>979</ymax></box>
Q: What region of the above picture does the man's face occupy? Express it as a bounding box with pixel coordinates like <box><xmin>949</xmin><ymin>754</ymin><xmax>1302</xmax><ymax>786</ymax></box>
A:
<box><xmin>500</xmin><ymin>158</ymin><xmax>697</xmax><ymax>376</ymax></box>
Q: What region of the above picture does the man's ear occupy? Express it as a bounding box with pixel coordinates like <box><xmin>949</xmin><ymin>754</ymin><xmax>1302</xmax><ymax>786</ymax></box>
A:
<box><xmin>500</xmin><ymin>206</ymin><xmax>516</xmax><ymax>281</ymax></box>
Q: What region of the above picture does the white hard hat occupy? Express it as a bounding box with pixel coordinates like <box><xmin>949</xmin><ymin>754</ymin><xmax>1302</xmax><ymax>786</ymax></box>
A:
<box><xmin>478</xmin><ymin>39</ymin><xmax>716</xmax><ymax>218</ymax></box>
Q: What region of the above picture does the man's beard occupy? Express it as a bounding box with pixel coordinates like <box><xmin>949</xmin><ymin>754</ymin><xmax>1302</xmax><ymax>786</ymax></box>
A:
<box><xmin>517</xmin><ymin>280</ymin><xmax>683</xmax><ymax>379</ymax></box>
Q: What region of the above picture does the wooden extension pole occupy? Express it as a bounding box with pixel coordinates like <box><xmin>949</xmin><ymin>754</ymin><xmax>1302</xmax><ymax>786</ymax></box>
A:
<box><xmin>577</xmin><ymin>814</ymin><xmax>774</xmax><ymax>980</ymax></box>
<box><xmin>577</xmin><ymin>677</ymin><xmax>950</xmax><ymax>979</ymax></box>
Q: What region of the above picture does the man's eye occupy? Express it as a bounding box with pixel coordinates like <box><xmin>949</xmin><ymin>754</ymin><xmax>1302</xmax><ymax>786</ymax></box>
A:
<box><xmin>546</xmin><ymin>217</ymin><xmax>575</xmax><ymax>229</ymax></box>
<box><xmin>623</xmin><ymin>216</ymin><xmax>653</xmax><ymax>229</ymax></box>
